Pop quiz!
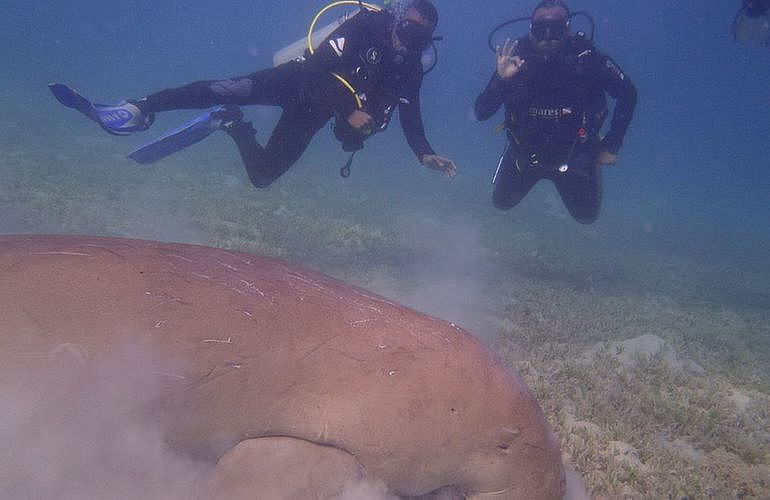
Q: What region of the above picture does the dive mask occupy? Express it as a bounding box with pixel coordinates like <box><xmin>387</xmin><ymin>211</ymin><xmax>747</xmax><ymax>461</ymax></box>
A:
<box><xmin>396</xmin><ymin>19</ymin><xmax>434</xmax><ymax>52</ymax></box>
<box><xmin>531</xmin><ymin>19</ymin><xmax>569</xmax><ymax>41</ymax></box>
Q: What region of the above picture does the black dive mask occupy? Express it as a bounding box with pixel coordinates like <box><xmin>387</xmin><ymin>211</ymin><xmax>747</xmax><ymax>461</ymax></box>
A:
<box><xmin>531</xmin><ymin>19</ymin><xmax>569</xmax><ymax>41</ymax></box>
<box><xmin>396</xmin><ymin>19</ymin><xmax>434</xmax><ymax>52</ymax></box>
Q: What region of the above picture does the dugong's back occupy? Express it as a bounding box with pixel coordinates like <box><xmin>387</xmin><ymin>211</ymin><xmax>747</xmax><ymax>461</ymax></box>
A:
<box><xmin>0</xmin><ymin>235</ymin><xmax>565</xmax><ymax>498</ymax></box>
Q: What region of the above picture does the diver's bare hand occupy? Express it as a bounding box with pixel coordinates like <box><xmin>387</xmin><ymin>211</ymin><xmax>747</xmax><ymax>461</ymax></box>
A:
<box><xmin>421</xmin><ymin>154</ymin><xmax>457</xmax><ymax>178</ymax></box>
<box><xmin>597</xmin><ymin>150</ymin><xmax>619</xmax><ymax>166</ymax></box>
<box><xmin>497</xmin><ymin>39</ymin><xmax>525</xmax><ymax>80</ymax></box>
<box><xmin>347</xmin><ymin>110</ymin><xmax>374</xmax><ymax>134</ymax></box>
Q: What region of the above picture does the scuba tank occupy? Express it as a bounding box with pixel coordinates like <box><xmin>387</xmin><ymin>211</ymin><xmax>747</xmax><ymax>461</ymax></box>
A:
<box><xmin>273</xmin><ymin>1</ymin><xmax>440</xmax><ymax>72</ymax></box>
<box><xmin>273</xmin><ymin>9</ymin><xmax>361</xmax><ymax>66</ymax></box>
<box><xmin>273</xmin><ymin>1</ymin><xmax>382</xmax><ymax>66</ymax></box>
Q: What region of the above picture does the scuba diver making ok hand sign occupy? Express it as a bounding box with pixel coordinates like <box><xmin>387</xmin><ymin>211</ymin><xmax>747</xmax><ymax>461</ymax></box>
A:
<box><xmin>476</xmin><ymin>0</ymin><xmax>637</xmax><ymax>224</ymax></box>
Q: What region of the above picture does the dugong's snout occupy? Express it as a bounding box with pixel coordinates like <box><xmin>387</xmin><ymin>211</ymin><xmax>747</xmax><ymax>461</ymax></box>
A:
<box><xmin>457</xmin><ymin>426</ymin><xmax>568</xmax><ymax>500</ymax></box>
<box><xmin>464</xmin><ymin>479</ymin><xmax>566</xmax><ymax>500</ymax></box>
<box><xmin>465</xmin><ymin>487</ymin><xmax>513</xmax><ymax>499</ymax></box>
<box><xmin>465</xmin><ymin>482</ymin><xmax>565</xmax><ymax>500</ymax></box>
<box><xmin>465</xmin><ymin>460</ymin><xmax>590</xmax><ymax>500</ymax></box>
<box><xmin>466</xmin><ymin>491</ymin><xmax>512</xmax><ymax>500</ymax></box>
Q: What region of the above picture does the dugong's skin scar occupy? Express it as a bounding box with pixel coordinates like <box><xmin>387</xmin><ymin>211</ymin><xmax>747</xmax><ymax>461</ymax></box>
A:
<box><xmin>32</xmin><ymin>251</ymin><xmax>92</xmax><ymax>256</ymax></box>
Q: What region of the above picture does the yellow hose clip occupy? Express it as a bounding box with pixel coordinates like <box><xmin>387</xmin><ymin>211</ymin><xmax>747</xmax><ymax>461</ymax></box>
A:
<box><xmin>307</xmin><ymin>1</ymin><xmax>382</xmax><ymax>56</ymax></box>
<box><xmin>307</xmin><ymin>1</ymin><xmax>382</xmax><ymax>110</ymax></box>
<box><xmin>330</xmin><ymin>72</ymin><xmax>364</xmax><ymax>109</ymax></box>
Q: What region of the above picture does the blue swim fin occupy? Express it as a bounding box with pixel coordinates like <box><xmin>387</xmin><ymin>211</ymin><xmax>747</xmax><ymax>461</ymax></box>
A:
<box><xmin>127</xmin><ymin>106</ymin><xmax>227</xmax><ymax>164</ymax></box>
<box><xmin>48</xmin><ymin>83</ymin><xmax>154</xmax><ymax>136</ymax></box>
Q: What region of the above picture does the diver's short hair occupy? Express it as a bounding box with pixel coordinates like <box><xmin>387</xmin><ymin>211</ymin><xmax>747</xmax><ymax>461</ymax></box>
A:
<box><xmin>412</xmin><ymin>0</ymin><xmax>439</xmax><ymax>26</ymax></box>
<box><xmin>532</xmin><ymin>0</ymin><xmax>570</xmax><ymax>18</ymax></box>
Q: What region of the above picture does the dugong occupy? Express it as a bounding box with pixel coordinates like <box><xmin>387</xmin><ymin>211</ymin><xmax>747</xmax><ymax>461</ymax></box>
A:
<box><xmin>0</xmin><ymin>235</ymin><xmax>566</xmax><ymax>499</ymax></box>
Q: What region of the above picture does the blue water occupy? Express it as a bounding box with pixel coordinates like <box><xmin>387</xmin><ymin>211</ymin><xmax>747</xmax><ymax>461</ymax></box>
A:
<box><xmin>2</xmin><ymin>0</ymin><xmax>769</xmax><ymax>304</ymax></box>
<box><xmin>2</xmin><ymin>1</ymin><xmax>770</xmax><ymax>497</ymax></box>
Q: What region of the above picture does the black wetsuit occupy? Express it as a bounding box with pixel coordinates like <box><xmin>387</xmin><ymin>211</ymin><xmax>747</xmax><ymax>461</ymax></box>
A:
<box><xmin>475</xmin><ymin>35</ymin><xmax>637</xmax><ymax>223</ymax></box>
<box><xmin>137</xmin><ymin>9</ymin><xmax>434</xmax><ymax>188</ymax></box>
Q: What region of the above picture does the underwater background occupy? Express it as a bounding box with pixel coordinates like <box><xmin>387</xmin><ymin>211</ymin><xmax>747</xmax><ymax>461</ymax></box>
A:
<box><xmin>1</xmin><ymin>0</ymin><xmax>769</xmax><ymax>497</ymax></box>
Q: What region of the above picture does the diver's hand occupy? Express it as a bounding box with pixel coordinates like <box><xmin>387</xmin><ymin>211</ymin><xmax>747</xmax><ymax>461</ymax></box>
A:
<box><xmin>347</xmin><ymin>110</ymin><xmax>374</xmax><ymax>134</ymax></box>
<box><xmin>497</xmin><ymin>39</ymin><xmax>525</xmax><ymax>80</ymax></box>
<box><xmin>421</xmin><ymin>154</ymin><xmax>457</xmax><ymax>178</ymax></box>
<box><xmin>597</xmin><ymin>150</ymin><xmax>619</xmax><ymax>166</ymax></box>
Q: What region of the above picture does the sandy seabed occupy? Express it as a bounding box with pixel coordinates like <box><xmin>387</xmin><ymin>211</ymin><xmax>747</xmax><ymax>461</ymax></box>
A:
<box><xmin>1</xmin><ymin>134</ymin><xmax>768</xmax><ymax>499</ymax></box>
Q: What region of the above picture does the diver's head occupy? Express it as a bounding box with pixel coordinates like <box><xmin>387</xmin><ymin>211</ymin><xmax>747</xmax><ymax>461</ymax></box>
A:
<box><xmin>744</xmin><ymin>0</ymin><xmax>769</xmax><ymax>17</ymax></box>
<box><xmin>529</xmin><ymin>0</ymin><xmax>571</xmax><ymax>56</ymax></box>
<box><xmin>392</xmin><ymin>0</ymin><xmax>437</xmax><ymax>53</ymax></box>
<box><xmin>735</xmin><ymin>0</ymin><xmax>770</xmax><ymax>43</ymax></box>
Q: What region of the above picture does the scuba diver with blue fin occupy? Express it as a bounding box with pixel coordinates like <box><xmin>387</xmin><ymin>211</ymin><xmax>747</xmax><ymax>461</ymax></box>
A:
<box><xmin>50</xmin><ymin>0</ymin><xmax>456</xmax><ymax>185</ymax></box>
<box><xmin>733</xmin><ymin>0</ymin><xmax>770</xmax><ymax>44</ymax></box>
<box><xmin>475</xmin><ymin>0</ymin><xmax>636</xmax><ymax>224</ymax></box>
